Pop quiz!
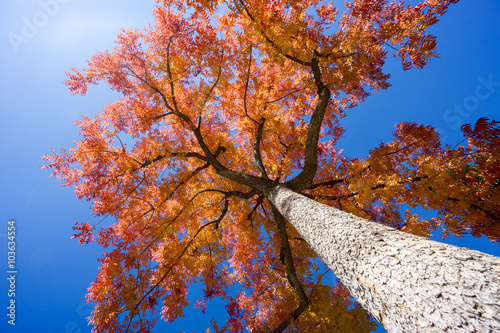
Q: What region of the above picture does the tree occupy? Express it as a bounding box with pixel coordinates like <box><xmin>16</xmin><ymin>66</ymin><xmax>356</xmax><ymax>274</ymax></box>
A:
<box><xmin>43</xmin><ymin>0</ymin><xmax>500</xmax><ymax>332</ymax></box>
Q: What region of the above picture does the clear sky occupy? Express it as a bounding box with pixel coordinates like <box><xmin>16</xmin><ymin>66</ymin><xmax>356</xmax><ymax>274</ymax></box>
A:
<box><xmin>0</xmin><ymin>1</ymin><xmax>499</xmax><ymax>332</ymax></box>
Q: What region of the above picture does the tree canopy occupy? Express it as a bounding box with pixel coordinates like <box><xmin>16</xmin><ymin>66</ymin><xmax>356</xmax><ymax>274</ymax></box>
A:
<box><xmin>43</xmin><ymin>0</ymin><xmax>499</xmax><ymax>332</ymax></box>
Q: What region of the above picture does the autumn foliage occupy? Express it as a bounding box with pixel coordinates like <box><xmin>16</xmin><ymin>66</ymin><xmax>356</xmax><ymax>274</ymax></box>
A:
<box><xmin>43</xmin><ymin>0</ymin><xmax>499</xmax><ymax>332</ymax></box>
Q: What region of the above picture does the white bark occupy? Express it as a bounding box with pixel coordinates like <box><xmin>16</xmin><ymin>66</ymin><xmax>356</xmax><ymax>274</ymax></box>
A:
<box><xmin>266</xmin><ymin>185</ymin><xmax>500</xmax><ymax>332</ymax></box>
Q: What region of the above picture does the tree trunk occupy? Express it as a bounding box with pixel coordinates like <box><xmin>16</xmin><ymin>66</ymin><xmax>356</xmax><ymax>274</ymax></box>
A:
<box><xmin>265</xmin><ymin>185</ymin><xmax>500</xmax><ymax>332</ymax></box>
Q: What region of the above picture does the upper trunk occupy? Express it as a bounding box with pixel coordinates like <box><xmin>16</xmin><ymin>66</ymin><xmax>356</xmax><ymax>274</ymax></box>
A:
<box><xmin>265</xmin><ymin>184</ymin><xmax>500</xmax><ymax>332</ymax></box>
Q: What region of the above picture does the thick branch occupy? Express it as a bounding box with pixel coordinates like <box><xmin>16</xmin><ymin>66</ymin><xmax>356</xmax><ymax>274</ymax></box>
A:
<box><xmin>271</xmin><ymin>205</ymin><xmax>309</xmax><ymax>333</ymax></box>
<box><xmin>254</xmin><ymin>118</ymin><xmax>269</xmax><ymax>179</ymax></box>
<box><xmin>241</xmin><ymin>47</ymin><xmax>269</xmax><ymax>179</ymax></box>
<box><xmin>243</xmin><ymin>46</ymin><xmax>259</xmax><ymax>124</ymax></box>
<box><xmin>309</xmin><ymin>142</ymin><xmax>426</xmax><ymax>190</ymax></box>
<box><xmin>286</xmin><ymin>58</ymin><xmax>331</xmax><ymax>191</ymax></box>
<box><xmin>309</xmin><ymin>177</ymin><xmax>345</xmax><ymax>190</ymax></box>
<box><xmin>311</xmin><ymin>175</ymin><xmax>428</xmax><ymax>201</ymax></box>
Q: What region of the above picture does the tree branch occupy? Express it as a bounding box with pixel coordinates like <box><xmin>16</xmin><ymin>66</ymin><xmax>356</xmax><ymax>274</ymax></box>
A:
<box><xmin>271</xmin><ymin>205</ymin><xmax>309</xmax><ymax>333</ymax></box>
<box><xmin>132</xmin><ymin>151</ymin><xmax>208</xmax><ymax>171</ymax></box>
<box><xmin>124</xmin><ymin>203</ymin><xmax>228</xmax><ymax>333</ymax></box>
<box><xmin>254</xmin><ymin>118</ymin><xmax>269</xmax><ymax>179</ymax></box>
<box><xmin>241</xmin><ymin>46</ymin><xmax>270</xmax><ymax>179</ymax></box>
<box><xmin>199</xmin><ymin>51</ymin><xmax>224</xmax><ymax>130</ymax></box>
<box><xmin>125</xmin><ymin>35</ymin><xmax>277</xmax><ymax>195</ymax></box>
<box><xmin>243</xmin><ymin>46</ymin><xmax>259</xmax><ymax>124</ymax></box>
<box><xmin>312</xmin><ymin>175</ymin><xmax>428</xmax><ymax>200</ymax></box>
<box><xmin>236</xmin><ymin>0</ymin><xmax>308</xmax><ymax>66</ymax></box>
<box><xmin>286</xmin><ymin>58</ymin><xmax>331</xmax><ymax>191</ymax></box>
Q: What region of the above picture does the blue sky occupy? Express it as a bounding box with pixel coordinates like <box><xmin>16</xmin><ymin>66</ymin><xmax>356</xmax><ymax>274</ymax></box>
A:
<box><xmin>0</xmin><ymin>1</ymin><xmax>499</xmax><ymax>332</ymax></box>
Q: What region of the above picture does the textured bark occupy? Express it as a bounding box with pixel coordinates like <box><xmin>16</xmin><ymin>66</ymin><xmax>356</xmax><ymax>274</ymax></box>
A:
<box><xmin>265</xmin><ymin>184</ymin><xmax>500</xmax><ymax>333</ymax></box>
